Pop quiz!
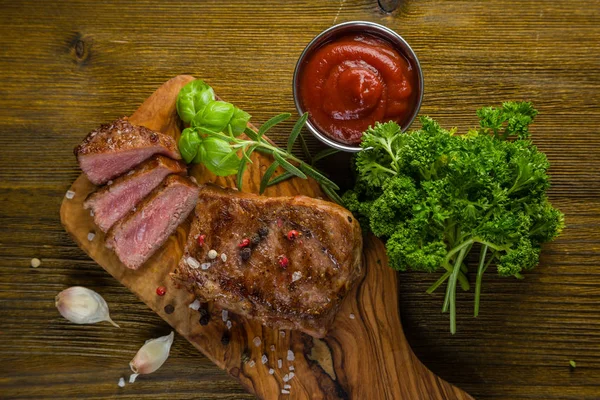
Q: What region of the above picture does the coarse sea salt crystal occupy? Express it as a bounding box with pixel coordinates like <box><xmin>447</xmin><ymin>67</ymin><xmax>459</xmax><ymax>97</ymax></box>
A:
<box><xmin>87</xmin><ymin>232</ymin><xmax>95</xmax><ymax>241</ymax></box>
<box><xmin>188</xmin><ymin>299</ymin><xmax>201</xmax><ymax>311</ymax></box>
<box><xmin>201</xmin><ymin>263</ymin><xmax>211</xmax><ymax>270</ymax></box>
<box><xmin>280</xmin><ymin>331</ymin><xmax>286</xmax><ymax>338</ymax></box>
<box><xmin>129</xmin><ymin>373</ymin><xmax>139</xmax><ymax>383</ymax></box>
<box><xmin>221</xmin><ymin>253</ymin><xmax>227</xmax><ymax>262</ymax></box>
<box><xmin>283</xmin><ymin>374</ymin><xmax>290</xmax><ymax>382</ymax></box>
<box><xmin>127</xmin><ymin>170</ymin><xmax>135</xmax><ymax>176</ymax></box>
<box><xmin>270</xmin><ymin>344</ymin><xmax>275</xmax><ymax>351</ymax></box>
<box><xmin>291</xmin><ymin>271</ymin><xmax>302</xmax><ymax>282</ymax></box>
<box><xmin>117</xmin><ymin>377</ymin><xmax>125</xmax><ymax>387</ymax></box>
<box><xmin>349</xmin><ymin>313</ymin><xmax>356</xmax><ymax>319</ymax></box>
<box><xmin>281</xmin><ymin>389</ymin><xmax>290</xmax><ymax>394</ymax></box>
<box><xmin>222</xmin><ymin>309</ymin><xmax>228</xmax><ymax>322</ymax></box>
<box><xmin>253</xmin><ymin>336</ymin><xmax>261</xmax><ymax>347</ymax></box>
<box><xmin>107</xmin><ymin>180</ymin><xmax>113</xmax><ymax>185</ymax></box>
<box><xmin>261</xmin><ymin>354</ymin><xmax>268</xmax><ymax>364</ymax></box>
<box><xmin>89</xmin><ymin>209</ymin><xmax>94</xmax><ymax>217</ymax></box>
<box><xmin>278</xmin><ymin>359</ymin><xmax>283</xmax><ymax>369</ymax></box>
<box><xmin>248</xmin><ymin>360</ymin><xmax>255</xmax><ymax>368</ymax></box>
<box><xmin>187</xmin><ymin>257</ymin><xmax>200</xmax><ymax>269</ymax></box>
<box><xmin>65</xmin><ymin>190</ymin><xmax>75</xmax><ymax>199</ymax></box>
<box><xmin>287</xmin><ymin>350</ymin><xmax>295</xmax><ymax>361</ymax></box>
<box><xmin>269</xmin><ymin>368</ymin><xmax>275</xmax><ymax>375</ymax></box>
<box><xmin>284</xmin><ymin>384</ymin><xmax>292</xmax><ymax>389</ymax></box>
<box><xmin>226</xmin><ymin>320</ymin><xmax>232</xmax><ymax>330</ymax></box>
<box><xmin>289</xmin><ymin>365</ymin><xmax>295</xmax><ymax>371</ymax></box>
<box><xmin>289</xmin><ymin>372</ymin><xmax>295</xmax><ymax>379</ymax></box>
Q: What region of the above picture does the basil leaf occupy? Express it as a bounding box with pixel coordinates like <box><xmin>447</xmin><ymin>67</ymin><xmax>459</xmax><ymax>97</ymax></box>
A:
<box><xmin>228</xmin><ymin>107</ymin><xmax>251</xmax><ymax>137</ymax></box>
<box><xmin>201</xmin><ymin>137</ymin><xmax>240</xmax><ymax>176</ymax></box>
<box><xmin>273</xmin><ymin>152</ymin><xmax>307</xmax><ymax>179</ymax></box>
<box><xmin>192</xmin><ymin>100</ymin><xmax>235</xmax><ymax>133</ymax></box>
<box><xmin>178</xmin><ymin>128</ymin><xmax>202</xmax><ymax>164</ymax></box>
<box><xmin>176</xmin><ymin>80</ymin><xmax>215</xmax><ymax>124</ymax></box>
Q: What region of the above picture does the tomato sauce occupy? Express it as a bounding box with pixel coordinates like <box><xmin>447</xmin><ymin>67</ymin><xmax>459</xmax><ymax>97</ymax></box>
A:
<box><xmin>298</xmin><ymin>33</ymin><xmax>419</xmax><ymax>145</ymax></box>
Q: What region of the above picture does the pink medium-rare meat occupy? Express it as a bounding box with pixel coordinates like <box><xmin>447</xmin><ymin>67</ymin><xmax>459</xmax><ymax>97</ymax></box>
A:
<box><xmin>105</xmin><ymin>175</ymin><xmax>199</xmax><ymax>270</ymax></box>
<box><xmin>74</xmin><ymin>117</ymin><xmax>181</xmax><ymax>185</ymax></box>
<box><xmin>84</xmin><ymin>156</ymin><xmax>186</xmax><ymax>232</ymax></box>
<box><xmin>173</xmin><ymin>184</ymin><xmax>363</xmax><ymax>338</ymax></box>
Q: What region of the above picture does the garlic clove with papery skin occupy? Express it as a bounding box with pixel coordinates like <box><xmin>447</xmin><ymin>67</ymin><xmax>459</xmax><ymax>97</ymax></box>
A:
<box><xmin>129</xmin><ymin>331</ymin><xmax>174</xmax><ymax>376</ymax></box>
<box><xmin>55</xmin><ymin>286</ymin><xmax>119</xmax><ymax>327</ymax></box>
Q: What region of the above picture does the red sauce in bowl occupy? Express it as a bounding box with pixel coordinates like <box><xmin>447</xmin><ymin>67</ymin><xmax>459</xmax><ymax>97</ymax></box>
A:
<box><xmin>298</xmin><ymin>33</ymin><xmax>419</xmax><ymax>145</ymax></box>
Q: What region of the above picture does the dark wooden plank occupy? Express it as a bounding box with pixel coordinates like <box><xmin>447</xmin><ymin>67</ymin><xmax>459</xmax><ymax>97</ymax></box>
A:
<box><xmin>0</xmin><ymin>0</ymin><xmax>599</xmax><ymax>399</ymax></box>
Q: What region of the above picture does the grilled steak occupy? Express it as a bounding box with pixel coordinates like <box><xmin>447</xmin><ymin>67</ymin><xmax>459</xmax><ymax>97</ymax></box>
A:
<box><xmin>75</xmin><ymin>117</ymin><xmax>181</xmax><ymax>185</ymax></box>
<box><xmin>84</xmin><ymin>156</ymin><xmax>186</xmax><ymax>232</ymax></box>
<box><xmin>106</xmin><ymin>175</ymin><xmax>199</xmax><ymax>270</ymax></box>
<box><xmin>173</xmin><ymin>184</ymin><xmax>363</xmax><ymax>338</ymax></box>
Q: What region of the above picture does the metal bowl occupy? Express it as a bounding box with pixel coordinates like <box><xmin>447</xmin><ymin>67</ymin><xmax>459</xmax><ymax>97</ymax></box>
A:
<box><xmin>293</xmin><ymin>21</ymin><xmax>424</xmax><ymax>152</ymax></box>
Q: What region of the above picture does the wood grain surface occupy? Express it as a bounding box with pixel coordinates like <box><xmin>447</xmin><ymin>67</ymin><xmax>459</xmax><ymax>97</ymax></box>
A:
<box><xmin>1</xmin><ymin>1</ymin><xmax>599</xmax><ymax>399</ymax></box>
<box><xmin>60</xmin><ymin>74</ymin><xmax>473</xmax><ymax>400</ymax></box>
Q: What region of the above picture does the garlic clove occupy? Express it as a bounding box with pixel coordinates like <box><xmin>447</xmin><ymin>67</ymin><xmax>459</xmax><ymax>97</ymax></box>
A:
<box><xmin>129</xmin><ymin>373</ymin><xmax>139</xmax><ymax>383</ymax></box>
<box><xmin>55</xmin><ymin>286</ymin><xmax>119</xmax><ymax>327</ymax></box>
<box><xmin>129</xmin><ymin>331</ymin><xmax>174</xmax><ymax>375</ymax></box>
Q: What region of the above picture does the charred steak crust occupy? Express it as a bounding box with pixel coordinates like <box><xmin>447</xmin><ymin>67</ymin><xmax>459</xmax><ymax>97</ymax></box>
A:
<box><xmin>105</xmin><ymin>175</ymin><xmax>199</xmax><ymax>270</ymax></box>
<box><xmin>84</xmin><ymin>155</ymin><xmax>186</xmax><ymax>232</ymax></box>
<box><xmin>75</xmin><ymin>117</ymin><xmax>181</xmax><ymax>185</ymax></box>
<box><xmin>74</xmin><ymin>116</ymin><xmax>180</xmax><ymax>158</ymax></box>
<box><xmin>173</xmin><ymin>184</ymin><xmax>363</xmax><ymax>338</ymax></box>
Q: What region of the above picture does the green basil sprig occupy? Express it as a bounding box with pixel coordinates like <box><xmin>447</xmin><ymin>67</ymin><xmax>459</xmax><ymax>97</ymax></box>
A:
<box><xmin>176</xmin><ymin>80</ymin><xmax>215</xmax><ymax>124</ymax></box>
<box><xmin>175</xmin><ymin>80</ymin><xmax>340</xmax><ymax>203</ymax></box>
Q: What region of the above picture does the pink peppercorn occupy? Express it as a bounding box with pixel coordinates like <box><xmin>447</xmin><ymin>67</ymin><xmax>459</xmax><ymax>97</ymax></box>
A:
<box><xmin>278</xmin><ymin>255</ymin><xmax>289</xmax><ymax>269</ymax></box>
<box><xmin>197</xmin><ymin>234</ymin><xmax>206</xmax><ymax>246</ymax></box>
<box><xmin>239</xmin><ymin>238</ymin><xmax>251</xmax><ymax>248</ymax></box>
<box><xmin>156</xmin><ymin>286</ymin><xmax>166</xmax><ymax>296</ymax></box>
<box><xmin>287</xmin><ymin>230</ymin><xmax>300</xmax><ymax>240</ymax></box>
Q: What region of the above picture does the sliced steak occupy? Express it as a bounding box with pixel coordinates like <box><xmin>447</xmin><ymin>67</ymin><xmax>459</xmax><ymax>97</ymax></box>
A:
<box><xmin>84</xmin><ymin>156</ymin><xmax>186</xmax><ymax>232</ymax></box>
<box><xmin>173</xmin><ymin>184</ymin><xmax>363</xmax><ymax>338</ymax></box>
<box><xmin>106</xmin><ymin>175</ymin><xmax>199</xmax><ymax>270</ymax></box>
<box><xmin>75</xmin><ymin>117</ymin><xmax>181</xmax><ymax>185</ymax></box>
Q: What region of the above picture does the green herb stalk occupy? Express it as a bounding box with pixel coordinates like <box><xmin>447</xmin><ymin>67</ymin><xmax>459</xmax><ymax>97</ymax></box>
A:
<box><xmin>343</xmin><ymin>102</ymin><xmax>565</xmax><ymax>333</ymax></box>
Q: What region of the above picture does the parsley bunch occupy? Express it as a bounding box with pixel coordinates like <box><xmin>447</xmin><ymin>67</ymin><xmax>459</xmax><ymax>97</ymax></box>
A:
<box><xmin>343</xmin><ymin>102</ymin><xmax>564</xmax><ymax>333</ymax></box>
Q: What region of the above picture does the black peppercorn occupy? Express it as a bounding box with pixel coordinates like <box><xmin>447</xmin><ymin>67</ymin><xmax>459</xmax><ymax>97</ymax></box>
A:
<box><xmin>164</xmin><ymin>304</ymin><xmax>175</xmax><ymax>314</ymax></box>
<box><xmin>221</xmin><ymin>332</ymin><xmax>230</xmax><ymax>345</ymax></box>
<box><xmin>241</xmin><ymin>247</ymin><xmax>251</xmax><ymax>261</ymax></box>
<box><xmin>199</xmin><ymin>308</ymin><xmax>210</xmax><ymax>325</ymax></box>
<box><xmin>251</xmin><ymin>234</ymin><xmax>261</xmax><ymax>247</ymax></box>
<box><xmin>258</xmin><ymin>226</ymin><xmax>269</xmax><ymax>238</ymax></box>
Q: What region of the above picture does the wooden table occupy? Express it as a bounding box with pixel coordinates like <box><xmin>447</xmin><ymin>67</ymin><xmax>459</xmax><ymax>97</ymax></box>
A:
<box><xmin>1</xmin><ymin>1</ymin><xmax>598</xmax><ymax>399</ymax></box>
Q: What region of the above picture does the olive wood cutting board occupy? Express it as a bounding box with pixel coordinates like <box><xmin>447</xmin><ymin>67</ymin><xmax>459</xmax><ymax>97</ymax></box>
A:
<box><xmin>60</xmin><ymin>75</ymin><xmax>473</xmax><ymax>400</ymax></box>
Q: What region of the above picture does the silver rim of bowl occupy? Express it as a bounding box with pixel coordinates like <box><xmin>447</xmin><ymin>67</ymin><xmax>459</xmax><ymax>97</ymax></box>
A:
<box><xmin>293</xmin><ymin>20</ymin><xmax>424</xmax><ymax>153</ymax></box>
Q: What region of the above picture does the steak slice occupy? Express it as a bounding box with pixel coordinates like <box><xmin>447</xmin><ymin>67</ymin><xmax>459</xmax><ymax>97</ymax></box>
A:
<box><xmin>106</xmin><ymin>175</ymin><xmax>199</xmax><ymax>270</ymax></box>
<box><xmin>173</xmin><ymin>184</ymin><xmax>363</xmax><ymax>338</ymax></box>
<box><xmin>84</xmin><ymin>156</ymin><xmax>186</xmax><ymax>232</ymax></box>
<box><xmin>75</xmin><ymin>117</ymin><xmax>181</xmax><ymax>185</ymax></box>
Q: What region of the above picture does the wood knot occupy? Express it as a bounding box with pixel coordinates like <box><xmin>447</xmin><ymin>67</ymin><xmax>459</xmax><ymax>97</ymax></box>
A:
<box><xmin>378</xmin><ymin>0</ymin><xmax>401</xmax><ymax>13</ymax></box>
<box><xmin>69</xmin><ymin>33</ymin><xmax>92</xmax><ymax>65</ymax></box>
